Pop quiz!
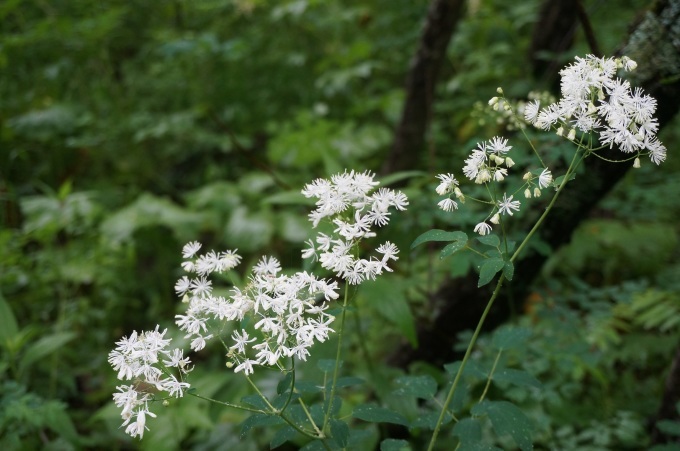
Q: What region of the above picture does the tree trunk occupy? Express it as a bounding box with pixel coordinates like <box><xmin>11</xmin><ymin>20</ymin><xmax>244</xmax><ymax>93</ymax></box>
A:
<box><xmin>382</xmin><ymin>0</ymin><xmax>465</xmax><ymax>175</ymax></box>
<box><xmin>390</xmin><ymin>0</ymin><xmax>680</xmax><ymax>368</ymax></box>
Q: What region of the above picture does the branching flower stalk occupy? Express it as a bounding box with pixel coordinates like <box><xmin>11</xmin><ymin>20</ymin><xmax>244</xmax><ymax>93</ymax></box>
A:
<box><xmin>108</xmin><ymin>170</ymin><xmax>408</xmax><ymax>442</ymax></box>
<box><xmin>428</xmin><ymin>54</ymin><xmax>666</xmax><ymax>450</ymax></box>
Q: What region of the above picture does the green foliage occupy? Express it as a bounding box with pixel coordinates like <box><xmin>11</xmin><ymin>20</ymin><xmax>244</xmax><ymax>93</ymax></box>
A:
<box><xmin>1</xmin><ymin>0</ymin><xmax>678</xmax><ymax>449</ymax></box>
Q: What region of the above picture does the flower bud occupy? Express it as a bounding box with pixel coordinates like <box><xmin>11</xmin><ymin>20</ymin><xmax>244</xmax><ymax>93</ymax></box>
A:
<box><xmin>533</xmin><ymin>187</ymin><xmax>541</xmax><ymax>197</ymax></box>
<box><xmin>497</xmin><ymin>87</ymin><xmax>504</xmax><ymax>94</ymax></box>
<box><xmin>524</xmin><ymin>188</ymin><xmax>532</xmax><ymax>199</ymax></box>
<box><xmin>163</xmin><ymin>400</ymin><xmax>170</xmax><ymax>407</ymax></box>
<box><xmin>567</xmin><ymin>128</ymin><xmax>576</xmax><ymax>140</ymax></box>
<box><xmin>556</xmin><ymin>126</ymin><xmax>564</xmax><ymax>137</ymax></box>
<box><xmin>488</xmin><ymin>97</ymin><xmax>499</xmax><ymax>106</ymax></box>
<box><xmin>503</xmin><ymin>103</ymin><xmax>511</xmax><ymax>111</ymax></box>
<box><xmin>226</xmin><ymin>361</ymin><xmax>234</xmax><ymax>368</ymax></box>
<box><xmin>523</xmin><ymin>172</ymin><xmax>532</xmax><ymax>181</ymax></box>
<box><xmin>490</xmin><ymin>213</ymin><xmax>500</xmax><ymax>225</ymax></box>
<box><xmin>633</xmin><ymin>157</ymin><xmax>641</xmax><ymax>168</ymax></box>
<box><xmin>454</xmin><ymin>187</ymin><xmax>464</xmax><ymax>202</ymax></box>
<box><xmin>505</xmin><ymin>157</ymin><xmax>515</xmax><ymax>167</ymax></box>
<box><xmin>587</xmin><ymin>102</ymin><xmax>597</xmax><ymax>114</ymax></box>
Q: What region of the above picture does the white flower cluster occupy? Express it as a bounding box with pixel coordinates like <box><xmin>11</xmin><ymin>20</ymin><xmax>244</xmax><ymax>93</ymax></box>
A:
<box><xmin>435</xmin><ymin>135</ymin><xmax>546</xmax><ymax>236</ymax></box>
<box><xmin>175</xmin><ymin>243</ymin><xmax>339</xmax><ymax>375</ymax></box>
<box><xmin>108</xmin><ymin>326</ymin><xmax>191</xmax><ymax>439</ymax></box>
<box><xmin>301</xmin><ymin>170</ymin><xmax>408</xmax><ymax>285</ymax></box>
<box><xmin>526</xmin><ymin>54</ymin><xmax>666</xmax><ymax>165</ymax></box>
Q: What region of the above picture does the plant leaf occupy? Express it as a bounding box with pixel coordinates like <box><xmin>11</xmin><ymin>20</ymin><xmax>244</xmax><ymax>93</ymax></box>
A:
<box><xmin>270</xmin><ymin>425</ymin><xmax>296</xmax><ymax>449</ymax></box>
<box><xmin>492</xmin><ymin>368</ymin><xmax>542</xmax><ymax>389</ymax></box>
<box><xmin>19</xmin><ymin>331</ymin><xmax>76</xmax><ymax>374</ymax></box>
<box><xmin>353</xmin><ymin>404</ymin><xmax>409</xmax><ymax>427</ymax></box>
<box><xmin>330</xmin><ymin>419</ymin><xmax>349</xmax><ymax>447</ymax></box>
<box><xmin>503</xmin><ymin>261</ymin><xmax>514</xmax><ymax>281</ymax></box>
<box><xmin>411</xmin><ymin>229</ymin><xmax>467</xmax><ymax>250</ymax></box>
<box><xmin>477</xmin><ymin>234</ymin><xmax>500</xmax><ymax>247</ymax></box>
<box><xmin>478</xmin><ymin>257</ymin><xmax>505</xmax><ymax>287</ymax></box>
<box><xmin>471</xmin><ymin>401</ymin><xmax>533</xmax><ymax>450</ymax></box>
<box><xmin>492</xmin><ymin>326</ymin><xmax>532</xmax><ymax>350</ymax></box>
<box><xmin>393</xmin><ymin>375</ymin><xmax>437</xmax><ymax>399</ymax></box>
<box><xmin>380</xmin><ymin>438</ymin><xmax>412</xmax><ymax>451</ymax></box>
<box><xmin>441</xmin><ymin>237</ymin><xmax>468</xmax><ymax>259</ymax></box>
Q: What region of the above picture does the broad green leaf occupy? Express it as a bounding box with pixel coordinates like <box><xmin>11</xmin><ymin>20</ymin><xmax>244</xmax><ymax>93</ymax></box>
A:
<box><xmin>411</xmin><ymin>411</ymin><xmax>454</xmax><ymax>430</ymax></box>
<box><xmin>452</xmin><ymin>417</ymin><xmax>482</xmax><ymax>443</ymax></box>
<box><xmin>317</xmin><ymin>359</ymin><xmax>342</xmax><ymax>373</ymax></box>
<box><xmin>361</xmin><ymin>278</ymin><xmax>417</xmax><ymax>347</ymax></box>
<box><xmin>270</xmin><ymin>425</ymin><xmax>296</xmax><ymax>449</ymax></box>
<box><xmin>241</xmin><ymin>395</ymin><xmax>270</xmax><ymax>411</ymax></box>
<box><xmin>272</xmin><ymin>392</ymin><xmax>300</xmax><ymax>410</ymax></box>
<box><xmin>552</xmin><ymin>172</ymin><xmax>576</xmax><ymax>188</ymax></box>
<box><xmin>394</xmin><ymin>375</ymin><xmax>437</xmax><ymax>399</ymax></box>
<box><xmin>294</xmin><ymin>381</ymin><xmax>322</xmax><ymax>394</ymax></box>
<box><xmin>353</xmin><ymin>404</ymin><xmax>409</xmax><ymax>427</ymax></box>
<box><xmin>380</xmin><ymin>438</ymin><xmax>412</xmax><ymax>451</ymax></box>
<box><xmin>656</xmin><ymin>420</ymin><xmax>680</xmax><ymax>436</ymax></box>
<box><xmin>492</xmin><ymin>368</ymin><xmax>542</xmax><ymax>389</ymax></box>
<box><xmin>471</xmin><ymin>401</ymin><xmax>533</xmax><ymax>450</ymax></box>
<box><xmin>411</xmin><ymin>229</ymin><xmax>467</xmax><ymax>250</ymax></box>
<box><xmin>277</xmin><ymin>372</ymin><xmax>294</xmax><ymax>394</ymax></box>
<box><xmin>478</xmin><ymin>257</ymin><xmax>505</xmax><ymax>287</ymax></box>
<box><xmin>0</xmin><ymin>291</ymin><xmax>18</xmax><ymax>342</ymax></box>
<box><xmin>503</xmin><ymin>261</ymin><xmax>514</xmax><ymax>281</ymax></box>
<box><xmin>330</xmin><ymin>419</ymin><xmax>349</xmax><ymax>447</ymax></box>
<box><xmin>444</xmin><ymin>360</ymin><xmax>488</xmax><ymax>379</ymax></box>
<box><xmin>300</xmin><ymin>440</ymin><xmax>326</xmax><ymax>451</ymax></box>
<box><xmin>477</xmin><ymin>234</ymin><xmax>500</xmax><ymax>247</ymax></box>
<box><xmin>492</xmin><ymin>326</ymin><xmax>532</xmax><ymax>350</ymax></box>
<box><xmin>441</xmin><ymin>237</ymin><xmax>468</xmax><ymax>259</ymax></box>
<box><xmin>240</xmin><ymin>414</ymin><xmax>283</xmax><ymax>438</ymax></box>
<box><xmin>19</xmin><ymin>331</ymin><xmax>76</xmax><ymax>373</ymax></box>
<box><xmin>330</xmin><ymin>376</ymin><xmax>364</xmax><ymax>389</ymax></box>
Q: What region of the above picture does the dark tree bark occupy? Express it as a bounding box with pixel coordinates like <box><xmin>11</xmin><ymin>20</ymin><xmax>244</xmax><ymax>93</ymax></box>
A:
<box><xmin>381</xmin><ymin>0</ymin><xmax>465</xmax><ymax>175</ymax></box>
<box><xmin>390</xmin><ymin>0</ymin><xmax>680</xmax><ymax>368</ymax></box>
<box><xmin>529</xmin><ymin>0</ymin><xmax>579</xmax><ymax>87</ymax></box>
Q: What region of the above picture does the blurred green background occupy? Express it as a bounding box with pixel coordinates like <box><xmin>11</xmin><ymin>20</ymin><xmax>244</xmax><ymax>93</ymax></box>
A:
<box><xmin>2</xmin><ymin>0</ymin><xmax>679</xmax><ymax>449</ymax></box>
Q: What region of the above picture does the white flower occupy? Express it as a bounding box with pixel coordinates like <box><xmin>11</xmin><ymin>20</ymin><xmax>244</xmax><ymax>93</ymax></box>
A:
<box><xmin>487</xmin><ymin>136</ymin><xmax>512</xmax><ymax>154</ymax></box>
<box><xmin>498</xmin><ymin>194</ymin><xmax>521</xmax><ymax>216</ymax></box>
<box><xmin>438</xmin><ymin>198</ymin><xmax>458</xmax><ymax>212</ymax></box>
<box><xmin>435</xmin><ymin>173</ymin><xmax>458</xmax><ymax>195</ymax></box>
<box><xmin>182</xmin><ymin>241</ymin><xmax>202</xmax><ymax>259</ymax></box>
<box><xmin>230</xmin><ymin>329</ymin><xmax>256</xmax><ymax>355</ymax></box>
<box><xmin>235</xmin><ymin>358</ymin><xmax>257</xmax><ymax>375</ymax></box>
<box><xmin>473</xmin><ymin>222</ymin><xmax>492</xmax><ymax>236</ymax></box>
<box><xmin>254</xmin><ymin>256</ymin><xmax>281</xmax><ymax>276</ymax></box>
<box><xmin>524</xmin><ymin>100</ymin><xmax>540</xmax><ymax>124</ymax></box>
<box><xmin>174</xmin><ymin>276</ymin><xmax>191</xmax><ymax>296</ymax></box>
<box><xmin>538</xmin><ymin>168</ymin><xmax>553</xmax><ymax>189</ymax></box>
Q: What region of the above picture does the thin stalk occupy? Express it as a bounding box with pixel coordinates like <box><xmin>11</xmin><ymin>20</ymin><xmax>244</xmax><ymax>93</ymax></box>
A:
<box><xmin>245</xmin><ymin>375</ymin><xmax>276</xmax><ymax>412</ymax></box>
<box><xmin>188</xmin><ymin>392</ymin><xmax>264</xmax><ymax>414</ymax></box>
<box><xmin>322</xmin><ymin>281</ymin><xmax>350</xmax><ymax>434</ymax></box>
<box><xmin>479</xmin><ymin>350</ymin><xmax>502</xmax><ymax>403</ymax></box>
<box><xmin>427</xmin><ymin>274</ymin><xmax>506</xmax><ymax>451</ymax></box>
<box><xmin>428</xmin><ymin>148</ymin><xmax>584</xmax><ymax>450</ymax></box>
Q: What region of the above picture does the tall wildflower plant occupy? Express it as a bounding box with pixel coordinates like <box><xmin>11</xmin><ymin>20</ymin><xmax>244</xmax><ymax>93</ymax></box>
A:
<box><xmin>108</xmin><ymin>55</ymin><xmax>667</xmax><ymax>449</ymax></box>
<box><xmin>414</xmin><ymin>54</ymin><xmax>666</xmax><ymax>450</ymax></box>
<box><xmin>108</xmin><ymin>170</ymin><xmax>408</xmax><ymax>447</ymax></box>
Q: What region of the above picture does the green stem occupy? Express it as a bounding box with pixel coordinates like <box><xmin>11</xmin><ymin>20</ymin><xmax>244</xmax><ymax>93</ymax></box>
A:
<box><xmin>322</xmin><ymin>281</ymin><xmax>350</xmax><ymax>434</ymax></box>
<box><xmin>428</xmin><ymin>148</ymin><xmax>584</xmax><ymax>451</ymax></box>
<box><xmin>426</xmin><ymin>274</ymin><xmax>506</xmax><ymax>451</ymax></box>
<box><xmin>246</xmin><ymin>375</ymin><xmax>277</xmax><ymax>412</ymax></box>
<box><xmin>479</xmin><ymin>350</ymin><xmax>502</xmax><ymax>403</ymax></box>
<box><xmin>188</xmin><ymin>392</ymin><xmax>265</xmax><ymax>413</ymax></box>
<box><xmin>279</xmin><ymin>358</ymin><xmax>296</xmax><ymax>414</ymax></box>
